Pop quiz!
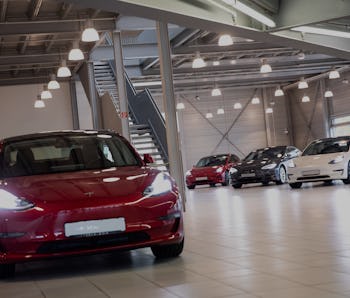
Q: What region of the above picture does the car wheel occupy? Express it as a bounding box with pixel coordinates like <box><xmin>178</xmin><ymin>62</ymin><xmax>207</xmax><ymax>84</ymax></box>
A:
<box><xmin>289</xmin><ymin>182</ymin><xmax>302</xmax><ymax>189</ymax></box>
<box><xmin>209</xmin><ymin>183</ymin><xmax>216</xmax><ymax>187</ymax></box>
<box><xmin>187</xmin><ymin>185</ymin><xmax>195</xmax><ymax>189</ymax></box>
<box><xmin>221</xmin><ymin>171</ymin><xmax>229</xmax><ymax>186</ymax></box>
<box><xmin>151</xmin><ymin>238</ymin><xmax>184</xmax><ymax>259</ymax></box>
<box><xmin>262</xmin><ymin>181</ymin><xmax>269</xmax><ymax>186</ymax></box>
<box><xmin>342</xmin><ymin>162</ymin><xmax>350</xmax><ymax>184</ymax></box>
<box><xmin>0</xmin><ymin>264</ymin><xmax>15</xmax><ymax>279</ymax></box>
<box><xmin>278</xmin><ymin>166</ymin><xmax>287</xmax><ymax>184</ymax></box>
<box><xmin>232</xmin><ymin>183</ymin><xmax>242</xmax><ymax>189</ymax></box>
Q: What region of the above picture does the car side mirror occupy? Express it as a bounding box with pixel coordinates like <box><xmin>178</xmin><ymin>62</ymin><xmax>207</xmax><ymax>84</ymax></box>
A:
<box><xmin>143</xmin><ymin>153</ymin><xmax>154</xmax><ymax>164</ymax></box>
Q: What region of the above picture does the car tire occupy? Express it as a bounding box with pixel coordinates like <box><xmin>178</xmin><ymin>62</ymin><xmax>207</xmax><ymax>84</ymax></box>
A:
<box><xmin>187</xmin><ymin>185</ymin><xmax>195</xmax><ymax>189</ymax></box>
<box><xmin>151</xmin><ymin>238</ymin><xmax>184</xmax><ymax>259</ymax></box>
<box><xmin>232</xmin><ymin>183</ymin><xmax>242</xmax><ymax>189</ymax></box>
<box><xmin>277</xmin><ymin>166</ymin><xmax>287</xmax><ymax>184</ymax></box>
<box><xmin>342</xmin><ymin>162</ymin><xmax>350</xmax><ymax>184</ymax></box>
<box><xmin>289</xmin><ymin>182</ymin><xmax>302</xmax><ymax>189</ymax></box>
<box><xmin>262</xmin><ymin>181</ymin><xmax>269</xmax><ymax>186</ymax></box>
<box><xmin>221</xmin><ymin>172</ymin><xmax>229</xmax><ymax>186</ymax></box>
<box><xmin>209</xmin><ymin>183</ymin><xmax>216</xmax><ymax>187</ymax></box>
<box><xmin>0</xmin><ymin>264</ymin><xmax>15</xmax><ymax>279</ymax></box>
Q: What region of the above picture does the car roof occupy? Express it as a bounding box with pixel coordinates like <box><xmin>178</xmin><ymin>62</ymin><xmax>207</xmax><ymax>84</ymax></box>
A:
<box><xmin>313</xmin><ymin>136</ymin><xmax>350</xmax><ymax>142</ymax></box>
<box><xmin>2</xmin><ymin>130</ymin><xmax>119</xmax><ymax>144</ymax></box>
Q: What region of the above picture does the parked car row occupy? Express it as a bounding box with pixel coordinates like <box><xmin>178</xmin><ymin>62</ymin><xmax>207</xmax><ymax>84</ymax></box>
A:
<box><xmin>186</xmin><ymin>136</ymin><xmax>350</xmax><ymax>190</ymax></box>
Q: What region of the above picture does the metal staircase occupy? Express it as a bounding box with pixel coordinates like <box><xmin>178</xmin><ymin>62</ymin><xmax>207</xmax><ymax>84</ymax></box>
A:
<box><xmin>93</xmin><ymin>61</ymin><xmax>167</xmax><ymax>170</ymax></box>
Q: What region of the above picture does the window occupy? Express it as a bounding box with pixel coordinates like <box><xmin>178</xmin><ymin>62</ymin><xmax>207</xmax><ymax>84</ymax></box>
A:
<box><xmin>331</xmin><ymin>115</ymin><xmax>350</xmax><ymax>137</ymax></box>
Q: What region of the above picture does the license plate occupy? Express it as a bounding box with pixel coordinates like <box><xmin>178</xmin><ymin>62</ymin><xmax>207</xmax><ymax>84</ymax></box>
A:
<box><xmin>65</xmin><ymin>218</ymin><xmax>126</xmax><ymax>237</ymax></box>
<box><xmin>241</xmin><ymin>173</ymin><xmax>255</xmax><ymax>178</ymax></box>
<box><xmin>196</xmin><ymin>177</ymin><xmax>207</xmax><ymax>181</ymax></box>
<box><xmin>302</xmin><ymin>170</ymin><xmax>320</xmax><ymax>176</ymax></box>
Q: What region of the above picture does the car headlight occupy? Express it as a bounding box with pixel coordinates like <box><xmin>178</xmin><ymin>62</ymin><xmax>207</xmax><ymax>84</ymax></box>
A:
<box><xmin>329</xmin><ymin>155</ymin><xmax>344</xmax><ymax>164</ymax></box>
<box><xmin>229</xmin><ymin>167</ymin><xmax>238</xmax><ymax>174</ymax></box>
<box><xmin>215</xmin><ymin>167</ymin><xmax>223</xmax><ymax>173</ymax></box>
<box><xmin>185</xmin><ymin>170</ymin><xmax>191</xmax><ymax>176</ymax></box>
<box><xmin>261</xmin><ymin>163</ymin><xmax>277</xmax><ymax>170</ymax></box>
<box><xmin>143</xmin><ymin>173</ymin><xmax>173</xmax><ymax>196</ymax></box>
<box><xmin>0</xmin><ymin>189</ymin><xmax>34</xmax><ymax>210</ymax></box>
<box><xmin>287</xmin><ymin>160</ymin><xmax>296</xmax><ymax>168</ymax></box>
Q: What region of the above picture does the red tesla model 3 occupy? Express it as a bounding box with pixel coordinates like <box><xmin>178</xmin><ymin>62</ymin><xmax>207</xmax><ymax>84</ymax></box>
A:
<box><xmin>0</xmin><ymin>130</ymin><xmax>184</xmax><ymax>277</ymax></box>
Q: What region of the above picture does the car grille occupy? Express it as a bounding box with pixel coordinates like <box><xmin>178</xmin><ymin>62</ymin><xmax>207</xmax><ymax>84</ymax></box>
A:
<box><xmin>37</xmin><ymin>231</ymin><xmax>150</xmax><ymax>254</ymax></box>
<box><xmin>297</xmin><ymin>175</ymin><xmax>330</xmax><ymax>181</ymax></box>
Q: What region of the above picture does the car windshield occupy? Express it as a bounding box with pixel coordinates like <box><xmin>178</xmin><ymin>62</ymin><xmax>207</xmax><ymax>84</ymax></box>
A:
<box><xmin>303</xmin><ymin>138</ymin><xmax>350</xmax><ymax>156</ymax></box>
<box><xmin>1</xmin><ymin>134</ymin><xmax>141</xmax><ymax>178</ymax></box>
<box><xmin>244</xmin><ymin>147</ymin><xmax>286</xmax><ymax>161</ymax></box>
<box><xmin>196</xmin><ymin>155</ymin><xmax>228</xmax><ymax>167</ymax></box>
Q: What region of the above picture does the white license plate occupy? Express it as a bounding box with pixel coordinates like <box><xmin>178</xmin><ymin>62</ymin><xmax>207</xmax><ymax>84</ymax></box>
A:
<box><xmin>65</xmin><ymin>218</ymin><xmax>126</xmax><ymax>237</ymax></box>
<box><xmin>196</xmin><ymin>177</ymin><xmax>207</xmax><ymax>181</ymax></box>
<box><xmin>241</xmin><ymin>173</ymin><xmax>255</xmax><ymax>178</ymax></box>
<box><xmin>302</xmin><ymin>170</ymin><xmax>320</xmax><ymax>176</ymax></box>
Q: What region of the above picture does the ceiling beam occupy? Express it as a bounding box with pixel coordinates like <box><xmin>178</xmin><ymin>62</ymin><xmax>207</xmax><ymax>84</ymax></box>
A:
<box><xmin>28</xmin><ymin>0</ymin><xmax>43</xmax><ymax>20</ymax></box>
<box><xmin>1</xmin><ymin>0</ymin><xmax>8</xmax><ymax>22</ymax></box>
<box><xmin>273</xmin><ymin>0</ymin><xmax>350</xmax><ymax>31</ymax></box>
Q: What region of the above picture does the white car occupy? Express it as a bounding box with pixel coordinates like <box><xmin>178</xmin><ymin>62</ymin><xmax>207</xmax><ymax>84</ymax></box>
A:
<box><xmin>287</xmin><ymin>136</ymin><xmax>350</xmax><ymax>189</ymax></box>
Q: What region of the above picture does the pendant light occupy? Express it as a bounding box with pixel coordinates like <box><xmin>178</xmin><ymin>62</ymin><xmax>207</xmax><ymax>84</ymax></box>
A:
<box><xmin>274</xmin><ymin>86</ymin><xmax>284</xmax><ymax>97</ymax></box>
<box><xmin>176</xmin><ymin>102</ymin><xmax>185</xmax><ymax>110</ymax></box>
<box><xmin>48</xmin><ymin>74</ymin><xmax>60</xmax><ymax>90</ymax></box>
<box><xmin>329</xmin><ymin>69</ymin><xmax>340</xmax><ymax>79</ymax></box>
<box><xmin>82</xmin><ymin>19</ymin><xmax>99</xmax><ymax>42</ymax></box>
<box><xmin>251</xmin><ymin>96</ymin><xmax>260</xmax><ymax>104</ymax></box>
<box><xmin>205</xmin><ymin>111</ymin><xmax>213</xmax><ymax>119</ymax></box>
<box><xmin>41</xmin><ymin>85</ymin><xmax>52</xmax><ymax>99</ymax></box>
<box><xmin>260</xmin><ymin>59</ymin><xmax>272</xmax><ymax>73</ymax></box>
<box><xmin>192</xmin><ymin>51</ymin><xmax>206</xmax><ymax>69</ymax></box>
<box><xmin>301</xmin><ymin>94</ymin><xmax>310</xmax><ymax>102</ymax></box>
<box><xmin>217</xmin><ymin>108</ymin><xmax>225</xmax><ymax>114</ymax></box>
<box><xmin>34</xmin><ymin>95</ymin><xmax>45</xmax><ymax>108</ymax></box>
<box><xmin>57</xmin><ymin>60</ymin><xmax>71</xmax><ymax>77</ymax></box>
<box><xmin>298</xmin><ymin>78</ymin><xmax>308</xmax><ymax>89</ymax></box>
<box><xmin>234</xmin><ymin>102</ymin><xmax>242</xmax><ymax>109</ymax></box>
<box><xmin>211</xmin><ymin>84</ymin><xmax>222</xmax><ymax>96</ymax></box>
<box><xmin>265</xmin><ymin>107</ymin><xmax>273</xmax><ymax>114</ymax></box>
<box><xmin>68</xmin><ymin>40</ymin><xmax>84</xmax><ymax>61</ymax></box>
<box><xmin>218</xmin><ymin>34</ymin><xmax>233</xmax><ymax>46</ymax></box>
<box><xmin>324</xmin><ymin>90</ymin><xmax>334</xmax><ymax>98</ymax></box>
<box><xmin>213</xmin><ymin>61</ymin><xmax>220</xmax><ymax>66</ymax></box>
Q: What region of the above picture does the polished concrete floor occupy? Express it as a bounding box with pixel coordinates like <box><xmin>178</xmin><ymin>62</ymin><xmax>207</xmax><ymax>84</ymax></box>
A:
<box><xmin>2</xmin><ymin>182</ymin><xmax>350</xmax><ymax>297</ymax></box>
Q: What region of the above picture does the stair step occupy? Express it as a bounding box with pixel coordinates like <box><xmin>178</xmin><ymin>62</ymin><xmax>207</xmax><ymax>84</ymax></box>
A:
<box><xmin>130</xmin><ymin>128</ymin><xmax>152</xmax><ymax>134</ymax></box>
<box><xmin>131</xmin><ymin>135</ymin><xmax>154</xmax><ymax>140</ymax></box>
<box><xmin>130</xmin><ymin>124</ymin><xmax>150</xmax><ymax>130</ymax></box>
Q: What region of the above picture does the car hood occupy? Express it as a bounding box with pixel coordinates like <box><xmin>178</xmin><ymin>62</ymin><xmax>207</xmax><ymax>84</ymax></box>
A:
<box><xmin>1</xmin><ymin>167</ymin><xmax>157</xmax><ymax>204</ymax></box>
<box><xmin>294</xmin><ymin>153</ymin><xmax>346</xmax><ymax>167</ymax></box>
<box><xmin>190</xmin><ymin>166</ymin><xmax>223</xmax><ymax>175</ymax></box>
<box><xmin>235</xmin><ymin>157</ymin><xmax>280</xmax><ymax>169</ymax></box>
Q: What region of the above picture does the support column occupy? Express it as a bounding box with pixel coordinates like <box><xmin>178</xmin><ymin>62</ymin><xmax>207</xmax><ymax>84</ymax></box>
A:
<box><xmin>262</xmin><ymin>88</ymin><xmax>273</xmax><ymax>146</ymax></box>
<box><xmin>284</xmin><ymin>91</ymin><xmax>295</xmax><ymax>145</ymax></box>
<box><xmin>320</xmin><ymin>79</ymin><xmax>331</xmax><ymax>137</ymax></box>
<box><xmin>69</xmin><ymin>76</ymin><xmax>80</xmax><ymax>130</ymax></box>
<box><xmin>156</xmin><ymin>21</ymin><xmax>186</xmax><ymax>209</ymax></box>
<box><xmin>87</xmin><ymin>61</ymin><xmax>101</xmax><ymax>129</ymax></box>
<box><xmin>112</xmin><ymin>29</ymin><xmax>130</xmax><ymax>141</ymax></box>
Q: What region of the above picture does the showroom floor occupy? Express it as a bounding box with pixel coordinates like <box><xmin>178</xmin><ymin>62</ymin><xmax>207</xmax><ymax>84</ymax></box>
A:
<box><xmin>2</xmin><ymin>182</ymin><xmax>350</xmax><ymax>297</ymax></box>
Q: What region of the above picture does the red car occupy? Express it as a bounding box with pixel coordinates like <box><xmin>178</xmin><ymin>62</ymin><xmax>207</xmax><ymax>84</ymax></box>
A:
<box><xmin>185</xmin><ymin>153</ymin><xmax>240</xmax><ymax>189</ymax></box>
<box><xmin>0</xmin><ymin>130</ymin><xmax>184</xmax><ymax>277</ymax></box>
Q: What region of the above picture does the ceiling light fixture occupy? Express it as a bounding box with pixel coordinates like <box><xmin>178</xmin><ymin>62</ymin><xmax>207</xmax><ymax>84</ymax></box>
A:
<box><xmin>57</xmin><ymin>60</ymin><xmax>71</xmax><ymax>78</ymax></box>
<box><xmin>234</xmin><ymin>102</ymin><xmax>242</xmax><ymax>109</ymax></box>
<box><xmin>217</xmin><ymin>108</ymin><xmax>225</xmax><ymax>114</ymax></box>
<box><xmin>176</xmin><ymin>102</ymin><xmax>185</xmax><ymax>110</ymax></box>
<box><xmin>213</xmin><ymin>61</ymin><xmax>220</xmax><ymax>66</ymax></box>
<box><xmin>260</xmin><ymin>59</ymin><xmax>272</xmax><ymax>73</ymax></box>
<box><xmin>82</xmin><ymin>19</ymin><xmax>99</xmax><ymax>42</ymax></box>
<box><xmin>34</xmin><ymin>95</ymin><xmax>45</xmax><ymax>108</ymax></box>
<box><xmin>274</xmin><ymin>86</ymin><xmax>284</xmax><ymax>97</ymax></box>
<box><xmin>265</xmin><ymin>107</ymin><xmax>273</xmax><ymax>114</ymax></box>
<box><xmin>324</xmin><ymin>90</ymin><xmax>334</xmax><ymax>98</ymax></box>
<box><xmin>48</xmin><ymin>74</ymin><xmax>60</xmax><ymax>90</ymax></box>
<box><xmin>292</xmin><ymin>26</ymin><xmax>350</xmax><ymax>39</ymax></box>
<box><xmin>68</xmin><ymin>40</ymin><xmax>84</xmax><ymax>61</ymax></box>
<box><xmin>192</xmin><ymin>51</ymin><xmax>206</xmax><ymax>69</ymax></box>
<box><xmin>205</xmin><ymin>112</ymin><xmax>213</xmax><ymax>119</ymax></box>
<box><xmin>298</xmin><ymin>78</ymin><xmax>308</xmax><ymax>89</ymax></box>
<box><xmin>329</xmin><ymin>69</ymin><xmax>340</xmax><ymax>79</ymax></box>
<box><xmin>41</xmin><ymin>85</ymin><xmax>52</xmax><ymax>100</ymax></box>
<box><xmin>211</xmin><ymin>85</ymin><xmax>222</xmax><ymax>96</ymax></box>
<box><xmin>222</xmin><ymin>0</ymin><xmax>276</xmax><ymax>27</ymax></box>
<box><xmin>218</xmin><ymin>34</ymin><xmax>233</xmax><ymax>46</ymax></box>
<box><xmin>251</xmin><ymin>96</ymin><xmax>260</xmax><ymax>104</ymax></box>
<box><xmin>301</xmin><ymin>95</ymin><xmax>310</xmax><ymax>103</ymax></box>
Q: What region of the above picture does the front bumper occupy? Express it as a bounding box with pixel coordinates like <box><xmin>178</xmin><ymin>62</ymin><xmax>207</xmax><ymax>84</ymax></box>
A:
<box><xmin>287</xmin><ymin>164</ymin><xmax>347</xmax><ymax>183</ymax></box>
<box><xmin>186</xmin><ymin>172</ymin><xmax>224</xmax><ymax>186</ymax></box>
<box><xmin>0</xmin><ymin>194</ymin><xmax>184</xmax><ymax>264</ymax></box>
<box><xmin>231</xmin><ymin>168</ymin><xmax>278</xmax><ymax>185</ymax></box>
